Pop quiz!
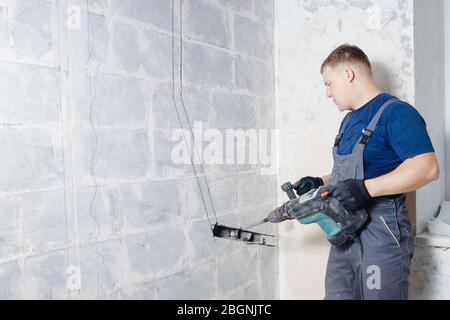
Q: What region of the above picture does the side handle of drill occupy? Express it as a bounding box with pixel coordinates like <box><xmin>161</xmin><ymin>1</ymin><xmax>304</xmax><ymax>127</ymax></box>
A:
<box><xmin>281</xmin><ymin>180</ymin><xmax>302</xmax><ymax>200</ymax></box>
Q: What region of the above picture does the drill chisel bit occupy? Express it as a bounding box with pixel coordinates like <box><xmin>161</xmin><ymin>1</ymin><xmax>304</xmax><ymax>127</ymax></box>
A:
<box><xmin>245</xmin><ymin>218</ymin><xmax>269</xmax><ymax>229</ymax></box>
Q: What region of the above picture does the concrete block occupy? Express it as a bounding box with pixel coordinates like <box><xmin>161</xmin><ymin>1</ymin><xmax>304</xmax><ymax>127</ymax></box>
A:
<box><xmin>237</xmin><ymin>172</ymin><xmax>258</xmax><ymax>209</ymax></box>
<box><xmin>0</xmin><ymin>128</ymin><xmax>63</xmax><ymax>192</ymax></box>
<box><xmin>141</xmin><ymin>29</ymin><xmax>173</xmax><ymax>80</ymax></box>
<box><xmin>210</xmin><ymin>176</ymin><xmax>237</xmax><ymax>213</ymax></box>
<box><xmin>0</xmin><ymin>196</ymin><xmax>21</xmax><ymax>261</ymax></box>
<box><xmin>86</xmin><ymin>13</ymin><xmax>109</xmax><ymax>67</ymax></box>
<box><xmin>77</xmin><ymin>239</ymin><xmax>123</xmax><ymax>299</ymax></box>
<box><xmin>260</xmin><ymin>245</ymin><xmax>278</xmax><ymax>299</ymax></box>
<box><xmin>217</xmin><ymin>245</ymin><xmax>258</xmax><ymax>294</ymax></box>
<box><xmin>125</xmin><ymin>228</ymin><xmax>187</xmax><ymax>276</ymax></box>
<box><xmin>158</xmin><ymin>263</ymin><xmax>215</xmax><ymax>299</ymax></box>
<box><xmin>151</xmin><ymin>84</ymin><xmax>210</xmax><ymax>129</ymax></box>
<box><xmin>75</xmin><ymin>185</ymin><xmax>122</xmax><ymax>243</ymax></box>
<box><xmin>237</xmin><ymin>173</ymin><xmax>276</xmax><ymax>212</ymax></box>
<box><xmin>11</xmin><ymin>0</ymin><xmax>57</xmax><ymax>62</ymax></box>
<box><xmin>22</xmin><ymin>190</ymin><xmax>68</xmax><ymax>255</ymax></box>
<box><xmin>152</xmin><ymin>83</ymin><xmax>178</xmax><ymax>129</ymax></box>
<box><xmin>152</xmin><ymin>85</ymin><xmax>211</xmax><ymax>146</ymax></box>
<box><xmin>110</xmin><ymin>21</ymin><xmax>140</xmax><ymax>73</ymax></box>
<box><xmin>121</xmin><ymin>281</ymin><xmax>157</xmax><ymax>299</ymax></box>
<box><xmin>218</xmin><ymin>0</ymin><xmax>253</xmax><ymax>13</ymax></box>
<box><xmin>73</xmin><ymin>128</ymin><xmax>150</xmax><ymax>182</ymax></box>
<box><xmin>24</xmin><ymin>250</ymin><xmax>69</xmax><ymax>299</ymax></box>
<box><xmin>67</xmin><ymin>11</ymin><xmax>109</xmax><ymax>71</ymax></box>
<box><xmin>0</xmin><ymin>6</ymin><xmax>8</xmax><ymax>48</ymax></box>
<box><xmin>181</xmin><ymin>177</ymin><xmax>215</xmax><ymax>220</ymax></box>
<box><xmin>0</xmin><ymin>260</ymin><xmax>22</xmax><ymax>299</ymax></box>
<box><xmin>227</xmin><ymin>283</ymin><xmax>259</xmax><ymax>300</ymax></box>
<box><xmin>257</xmin><ymin>174</ymin><xmax>277</xmax><ymax>205</ymax></box>
<box><xmin>183</xmin><ymin>0</ymin><xmax>230</xmax><ymax>48</ymax></box>
<box><xmin>255</xmin><ymin>0</ymin><xmax>274</xmax><ymax>25</ymax></box>
<box><xmin>120</xmin><ymin>180</ymin><xmax>182</xmax><ymax>230</ymax></box>
<box><xmin>179</xmin><ymin>86</ymin><xmax>211</xmax><ymax>125</ymax></box>
<box><xmin>109</xmin><ymin>0</ymin><xmax>172</xmax><ymax>31</ymax></box>
<box><xmin>188</xmin><ymin>219</ymin><xmax>215</xmax><ymax>261</ymax></box>
<box><xmin>235</xmin><ymin>163</ymin><xmax>258</xmax><ymax>174</ymax></box>
<box><xmin>0</xmin><ymin>61</ymin><xmax>60</xmax><ymax>124</ymax></box>
<box><xmin>202</xmin><ymin>164</ymin><xmax>236</xmax><ymax>182</ymax></box>
<box><xmin>72</xmin><ymin>72</ymin><xmax>149</xmax><ymax>127</ymax></box>
<box><xmin>153</xmin><ymin>129</ymin><xmax>186</xmax><ymax>178</ymax></box>
<box><xmin>257</xmin><ymin>97</ymin><xmax>275</xmax><ymax>129</ymax></box>
<box><xmin>184</xmin><ymin>42</ymin><xmax>233</xmax><ymax>88</ymax></box>
<box><xmin>88</xmin><ymin>0</ymin><xmax>108</xmax><ymax>11</ymax></box>
<box><xmin>235</xmin><ymin>55</ymin><xmax>272</xmax><ymax>96</ymax></box>
<box><xmin>188</xmin><ymin>219</ymin><xmax>239</xmax><ymax>263</ymax></box>
<box><xmin>211</xmin><ymin>92</ymin><xmax>256</xmax><ymax>128</ymax></box>
<box><xmin>234</xmin><ymin>15</ymin><xmax>270</xmax><ymax>59</ymax></box>
<box><xmin>151</xmin><ymin>85</ymin><xmax>211</xmax><ymax>132</ymax></box>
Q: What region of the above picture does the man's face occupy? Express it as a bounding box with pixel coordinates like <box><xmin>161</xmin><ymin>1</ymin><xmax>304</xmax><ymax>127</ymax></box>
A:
<box><xmin>322</xmin><ymin>65</ymin><xmax>353</xmax><ymax>111</ymax></box>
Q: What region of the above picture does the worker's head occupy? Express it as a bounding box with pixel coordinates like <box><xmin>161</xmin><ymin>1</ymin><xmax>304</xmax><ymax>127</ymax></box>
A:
<box><xmin>321</xmin><ymin>44</ymin><xmax>374</xmax><ymax>111</ymax></box>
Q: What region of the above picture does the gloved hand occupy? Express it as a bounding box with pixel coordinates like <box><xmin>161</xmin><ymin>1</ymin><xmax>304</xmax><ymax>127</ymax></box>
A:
<box><xmin>294</xmin><ymin>176</ymin><xmax>324</xmax><ymax>196</ymax></box>
<box><xmin>329</xmin><ymin>179</ymin><xmax>372</xmax><ymax>212</ymax></box>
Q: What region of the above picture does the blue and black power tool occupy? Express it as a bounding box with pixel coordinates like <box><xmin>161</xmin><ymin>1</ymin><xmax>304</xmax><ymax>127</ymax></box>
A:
<box><xmin>253</xmin><ymin>181</ymin><xmax>369</xmax><ymax>246</ymax></box>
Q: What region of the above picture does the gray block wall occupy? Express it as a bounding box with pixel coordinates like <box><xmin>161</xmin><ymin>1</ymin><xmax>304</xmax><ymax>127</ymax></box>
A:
<box><xmin>0</xmin><ymin>0</ymin><xmax>277</xmax><ymax>299</ymax></box>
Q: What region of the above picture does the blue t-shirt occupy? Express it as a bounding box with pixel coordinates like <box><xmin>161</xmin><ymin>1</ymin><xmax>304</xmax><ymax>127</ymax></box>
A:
<box><xmin>337</xmin><ymin>93</ymin><xmax>435</xmax><ymax>179</ymax></box>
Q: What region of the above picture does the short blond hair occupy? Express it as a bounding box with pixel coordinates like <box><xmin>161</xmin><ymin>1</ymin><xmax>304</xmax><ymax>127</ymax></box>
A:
<box><xmin>321</xmin><ymin>44</ymin><xmax>372</xmax><ymax>74</ymax></box>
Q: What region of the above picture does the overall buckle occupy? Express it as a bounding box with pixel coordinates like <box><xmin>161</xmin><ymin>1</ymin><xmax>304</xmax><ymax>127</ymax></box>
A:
<box><xmin>360</xmin><ymin>129</ymin><xmax>373</xmax><ymax>145</ymax></box>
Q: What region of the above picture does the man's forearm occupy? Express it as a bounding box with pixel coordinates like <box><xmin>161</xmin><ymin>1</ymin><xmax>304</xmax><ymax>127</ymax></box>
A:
<box><xmin>364</xmin><ymin>152</ymin><xmax>439</xmax><ymax>197</ymax></box>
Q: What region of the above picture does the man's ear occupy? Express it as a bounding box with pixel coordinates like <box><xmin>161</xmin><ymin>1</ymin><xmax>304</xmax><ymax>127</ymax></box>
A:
<box><xmin>345</xmin><ymin>68</ymin><xmax>355</xmax><ymax>83</ymax></box>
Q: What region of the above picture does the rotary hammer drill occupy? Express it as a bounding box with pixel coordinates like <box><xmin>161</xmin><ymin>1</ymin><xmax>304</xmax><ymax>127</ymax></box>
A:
<box><xmin>255</xmin><ymin>180</ymin><xmax>369</xmax><ymax>246</ymax></box>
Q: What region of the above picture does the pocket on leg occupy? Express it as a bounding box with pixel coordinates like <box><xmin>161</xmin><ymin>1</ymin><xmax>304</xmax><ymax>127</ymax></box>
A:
<box><xmin>379</xmin><ymin>215</ymin><xmax>400</xmax><ymax>248</ymax></box>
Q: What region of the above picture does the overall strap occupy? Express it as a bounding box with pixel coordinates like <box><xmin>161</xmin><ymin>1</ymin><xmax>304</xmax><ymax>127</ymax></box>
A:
<box><xmin>334</xmin><ymin>112</ymin><xmax>352</xmax><ymax>147</ymax></box>
<box><xmin>353</xmin><ymin>97</ymin><xmax>399</xmax><ymax>153</ymax></box>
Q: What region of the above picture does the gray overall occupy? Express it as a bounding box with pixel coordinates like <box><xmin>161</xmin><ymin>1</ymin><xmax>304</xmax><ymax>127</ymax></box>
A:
<box><xmin>325</xmin><ymin>98</ymin><xmax>415</xmax><ymax>300</ymax></box>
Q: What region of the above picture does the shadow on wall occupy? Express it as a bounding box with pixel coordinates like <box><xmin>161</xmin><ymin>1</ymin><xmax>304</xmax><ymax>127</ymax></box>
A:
<box><xmin>372</xmin><ymin>61</ymin><xmax>394</xmax><ymax>93</ymax></box>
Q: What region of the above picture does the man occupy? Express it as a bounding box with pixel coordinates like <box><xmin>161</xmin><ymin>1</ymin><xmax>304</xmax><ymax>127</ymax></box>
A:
<box><xmin>295</xmin><ymin>44</ymin><xmax>440</xmax><ymax>300</ymax></box>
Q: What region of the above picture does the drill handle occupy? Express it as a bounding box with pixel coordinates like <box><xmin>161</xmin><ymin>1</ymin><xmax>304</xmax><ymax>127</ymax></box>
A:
<box><xmin>281</xmin><ymin>182</ymin><xmax>298</xmax><ymax>200</ymax></box>
<box><xmin>286</xmin><ymin>189</ymin><xmax>297</xmax><ymax>200</ymax></box>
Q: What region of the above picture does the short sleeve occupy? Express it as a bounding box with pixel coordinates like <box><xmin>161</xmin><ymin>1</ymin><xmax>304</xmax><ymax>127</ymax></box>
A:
<box><xmin>386</xmin><ymin>102</ymin><xmax>435</xmax><ymax>161</ymax></box>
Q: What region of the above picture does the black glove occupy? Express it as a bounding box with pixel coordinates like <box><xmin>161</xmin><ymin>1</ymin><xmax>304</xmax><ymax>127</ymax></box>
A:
<box><xmin>329</xmin><ymin>179</ymin><xmax>372</xmax><ymax>212</ymax></box>
<box><xmin>294</xmin><ymin>176</ymin><xmax>324</xmax><ymax>196</ymax></box>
